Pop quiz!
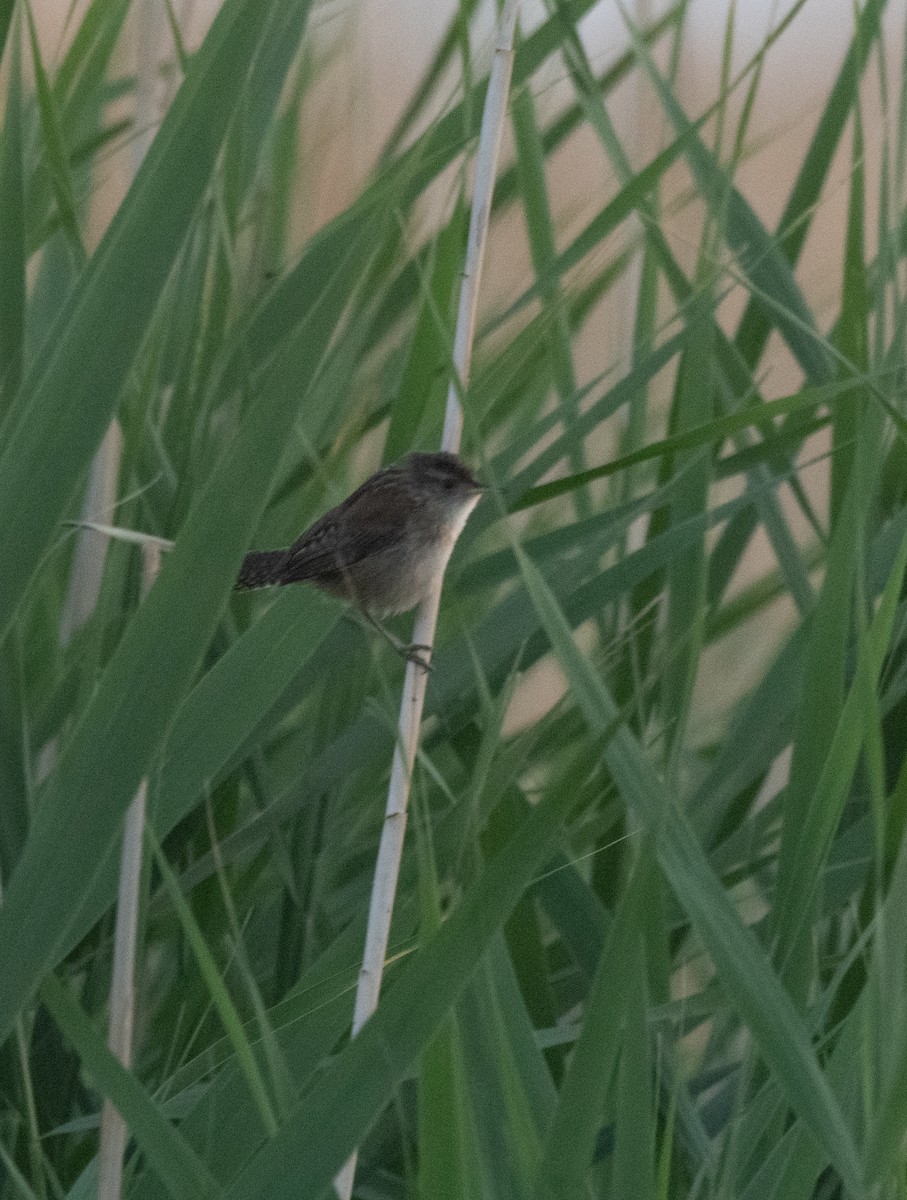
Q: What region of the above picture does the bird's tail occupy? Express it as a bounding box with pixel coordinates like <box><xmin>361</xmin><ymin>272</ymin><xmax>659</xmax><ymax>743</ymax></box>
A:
<box><xmin>236</xmin><ymin>549</ymin><xmax>289</xmax><ymax>590</ymax></box>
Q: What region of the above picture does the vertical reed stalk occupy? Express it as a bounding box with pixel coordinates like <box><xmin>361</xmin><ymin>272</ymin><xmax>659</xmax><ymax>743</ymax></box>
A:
<box><xmin>95</xmin><ymin>4</ymin><xmax>165</xmax><ymax>1189</ymax></box>
<box><xmin>333</xmin><ymin>2</ymin><xmax>520</xmax><ymax>1195</ymax></box>
<box><xmin>96</xmin><ymin>541</ymin><xmax>161</xmax><ymax>1200</ymax></box>
<box><xmin>60</xmin><ymin>0</ymin><xmax>162</xmax><ymax>650</ymax></box>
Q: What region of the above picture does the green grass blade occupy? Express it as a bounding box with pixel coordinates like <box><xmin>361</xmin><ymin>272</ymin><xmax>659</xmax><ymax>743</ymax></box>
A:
<box><xmin>0</xmin><ymin>0</ymin><xmax>13</xmax><ymax>66</ymax></box>
<box><xmin>52</xmin><ymin>0</ymin><xmax>133</xmax><ymax>125</ymax></box>
<box><xmin>511</xmin><ymin>64</ymin><xmax>583</xmax><ymax>493</ymax></box>
<box><xmin>865</xmin><ymin>832</ymin><xmax>907</xmax><ymax>1181</ymax></box>
<box><xmin>41</xmin><ymin>975</ymin><xmax>219</xmax><ymax>1200</ymax></box>
<box><xmin>659</xmin><ymin>295</ymin><xmax>715</xmax><ymax>758</ymax></box>
<box><xmin>221</xmin><ymin>772</ymin><xmax>583</xmax><ymax>1200</ymax></box>
<box><xmin>146</xmin><ymin>830</ymin><xmax>279</xmax><ymax>1138</ymax></box>
<box><xmin>0</xmin><ymin>0</ymin><xmax>309</xmax><ymax>640</ymax></box>
<box><xmin>0</xmin><ymin>232</ymin><xmax>341</xmax><ymax>1047</ymax></box>
<box><xmin>153</xmin><ymin>593</ymin><xmax>339</xmax><ymax>830</ymax></box>
<box><xmin>0</xmin><ymin>9</ymin><xmax>24</xmax><ymax>406</ymax></box>
<box><xmin>611</xmin><ymin>935</ymin><xmax>655</xmax><ymax>1200</ymax></box>
<box><xmin>129</xmin><ymin>920</ymin><xmax>371</xmax><ymax>1198</ymax></box>
<box><xmin>385</xmin><ymin>201</ymin><xmax>466</xmax><ymax>462</ymax></box>
<box><xmin>416</xmin><ymin>824</ymin><xmax>477</xmax><ymax>1200</ymax></box>
<box><xmin>419</xmin><ymin>1012</ymin><xmax>475</xmax><ymax>1200</ymax></box>
<box><xmin>512</xmin><ymin>382</ymin><xmax>844</xmax><ymax>509</ymax></box>
<box><xmin>734</xmin><ymin>0</ymin><xmax>886</xmax><ymax>367</ymax></box>
<box><xmin>23</xmin><ymin>0</ymin><xmax>86</xmax><ymax>266</ymax></box>
<box><xmin>624</xmin><ymin>13</ymin><xmax>831</xmax><ymax>385</ymax></box>
<box><xmin>774</xmin><ymin>519</ymin><xmax>907</xmax><ymax>981</ymax></box>
<box><xmin>830</xmin><ymin>67</ymin><xmax>869</xmax><ymax>525</ymax></box>
<box><xmin>533</xmin><ymin>854</ymin><xmax>648</xmax><ymax>1199</ymax></box>
<box><xmin>772</xmin><ymin>458</ymin><xmax>864</xmax><ymax>997</ymax></box>
<box><xmin>510</xmin><ymin>545</ymin><xmax>863</xmax><ymax>1194</ymax></box>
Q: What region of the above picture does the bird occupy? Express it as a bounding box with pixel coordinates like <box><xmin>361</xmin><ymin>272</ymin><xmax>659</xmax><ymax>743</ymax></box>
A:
<box><xmin>236</xmin><ymin>452</ymin><xmax>484</xmax><ymax>668</ymax></box>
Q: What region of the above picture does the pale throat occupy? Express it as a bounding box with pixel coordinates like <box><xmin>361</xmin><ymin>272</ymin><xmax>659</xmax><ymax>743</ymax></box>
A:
<box><xmin>437</xmin><ymin>492</ymin><xmax>482</xmax><ymax>565</ymax></box>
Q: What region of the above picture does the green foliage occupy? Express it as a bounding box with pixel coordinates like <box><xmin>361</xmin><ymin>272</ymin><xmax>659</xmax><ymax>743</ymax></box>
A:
<box><xmin>1</xmin><ymin>1</ymin><xmax>906</xmax><ymax>1198</ymax></box>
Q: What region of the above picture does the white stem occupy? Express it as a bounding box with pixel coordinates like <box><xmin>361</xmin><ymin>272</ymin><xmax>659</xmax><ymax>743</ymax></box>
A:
<box><xmin>97</xmin><ymin>541</ymin><xmax>160</xmax><ymax>1200</ymax></box>
<box><xmin>96</xmin><ymin>6</ymin><xmax>162</xmax><ymax>1192</ymax></box>
<box><xmin>96</xmin><ymin>786</ymin><xmax>146</xmax><ymax>1200</ymax></box>
<box><xmin>58</xmin><ymin>421</ymin><xmax>123</xmax><ymax>648</ymax></box>
<box><xmin>60</xmin><ymin>0</ymin><xmax>161</xmax><ymax>651</ymax></box>
<box><xmin>334</xmin><ymin>3</ymin><xmax>519</xmax><ymax>1196</ymax></box>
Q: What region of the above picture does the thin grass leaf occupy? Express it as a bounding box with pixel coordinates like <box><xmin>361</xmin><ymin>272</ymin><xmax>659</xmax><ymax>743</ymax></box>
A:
<box><xmin>611</xmin><ymin>936</ymin><xmax>655</xmax><ymax>1200</ymax></box>
<box><xmin>41</xmin><ymin>975</ymin><xmax>219</xmax><ymax>1200</ymax></box>
<box><xmin>0</xmin><ymin>186</ymin><xmax>363</xmax><ymax>1048</ymax></box>
<box><xmin>128</xmin><ymin>918</ymin><xmax>373</xmax><ymax>1199</ymax></box>
<box><xmin>146</xmin><ymin>829</ymin><xmax>278</xmax><ymax>1138</ymax></box>
<box><xmin>511</xmin><ymin>61</ymin><xmax>583</xmax><ymax>494</ymax></box>
<box><xmin>774</xmin><ymin>518</ymin><xmax>907</xmax><ymax>979</ymax></box>
<box><xmin>419</xmin><ymin>1011</ymin><xmax>475</xmax><ymax>1200</ymax></box>
<box><xmin>52</xmin><ymin>0</ymin><xmax>133</xmax><ymax>124</ymax></box>
<box><xmin>512</xmin><ymin>382</ymin><xmax>845</xmax><ymax>510</ymax></box>
<box><xmin>217</xmin><ymin>0</ymin><xmax>683</xmax><ymax>402</ymax></box>
<box><xmin>64</xmin><ymin>521</ymin><xmax>174</xmax><ymax>550</ymax></box>
<box><xmin>0</xmin><ymin>0</ymin><xmax>13</xmax><ymax>67</ymax></box>
<box><xmin>0</xmin><ymin>0</ymin><xmax>310</xmax><ymax>640</ymax></box>
<box><xmin>772</xmin><ymin>450</ymin><xmax>867</xmax><ymax>998</ymax></box>
<box><xmin>660</xmin><ymin>294</ymin><xmax>715</xmax><ymax>760</ymax></box>
<box><xmin>0</xmin><ymin>8</ymin><xmax>24</xmax><ymax>405</ymax></box>
<box><xmin>23</xmin><ymin>1</ymin><xmax>86</xmax><ymax>267</ymax></box>
<box><xmin>458</xmin><ymin>948</ymin><xmax>550</xmax><ymax>1200</ymax></box>
<box><xmin>865</xmin><ymin>830</ymin><xmax>907</xmax><ymax>1181</ymax></box>
<box><xmin>734</xmin><ymin>0</ymin><xmax>886</xmax><ymax>368</ymax></box>
<box><xmin>624</xmin><ymin>11</ymin><xmax>832</xmax><ymax>385</ymax></box>
<box><xmin>510</xmin><ymin>544</ymin><xmax>863</xmax><ymax>1194</ymax></box>
<box><xmin>830</xmin><ymin>63</ymin><xmax>869</xmax><ymax>525</ymax></box>
<box><xmin>416</xmin><ymin>816</ymin><xmax>476</xmax><ymax>1200</ymax></box>
<box><xmin>533</xmin><ymin>853</ymin><xmax>649</xmax><ymax>1200</ymax></box>
<box><xmin>385</xmin><ymin>200</ymin><xmax>467</xmax><ymax>462</ymax></box>
<box><xmin>222</xmin><ymin>770</ymin><xmax>584</xmax><ymax>1200</ymax></box>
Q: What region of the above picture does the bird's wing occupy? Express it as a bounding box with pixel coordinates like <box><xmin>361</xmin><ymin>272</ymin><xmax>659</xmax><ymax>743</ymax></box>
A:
<box><xmin>281</xmin><ymin>481</ymin><xmax>409</xmax><ymax>582</ymax></box>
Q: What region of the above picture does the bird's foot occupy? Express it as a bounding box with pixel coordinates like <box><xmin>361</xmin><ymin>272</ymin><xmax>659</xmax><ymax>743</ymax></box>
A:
<box><xmin>358</xmin><ymin>611</ymin><xmax>434</xmax><ymax>672</ymax></box>
<box><xmin>401</xmin><ymin>643</ymin><xmax>433</xmax><ymax>673</ymax></box>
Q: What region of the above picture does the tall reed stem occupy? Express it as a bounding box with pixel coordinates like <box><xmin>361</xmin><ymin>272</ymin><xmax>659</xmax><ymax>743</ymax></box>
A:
<box><xmin>333</xmin><ymin>3</ymin><xmax>520</xmax><ymax>1195</ymax></box>
<box><xmin>97</xmin><ymin>542</ymin><xmax>161</xmax><ymax>1200</ymax></box>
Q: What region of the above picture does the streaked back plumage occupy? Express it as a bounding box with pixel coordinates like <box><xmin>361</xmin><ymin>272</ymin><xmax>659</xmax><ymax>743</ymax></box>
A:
<box><xmin>235</xmin><ymin>452</ymin><xmax>483</xmax><ymax>614</ymax></box>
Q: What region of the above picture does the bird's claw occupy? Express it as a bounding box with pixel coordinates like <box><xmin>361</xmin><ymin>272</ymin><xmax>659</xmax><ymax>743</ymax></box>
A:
<box><xmin>402</xmin><ymin>643</ymin><xmax>433</xmax><ymax>673</ymax></box>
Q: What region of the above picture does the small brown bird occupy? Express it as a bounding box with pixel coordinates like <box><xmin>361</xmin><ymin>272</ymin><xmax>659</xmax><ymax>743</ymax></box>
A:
<box><xmin>236</xmin><ymin>452</ymin><xmax>484</xmax><ymax>666</ymax></box>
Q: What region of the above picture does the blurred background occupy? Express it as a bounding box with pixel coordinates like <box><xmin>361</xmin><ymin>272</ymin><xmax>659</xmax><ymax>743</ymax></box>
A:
<box><xmin>31</xmin><ymin>0</ymin><xmax>905</xmax><ymax>281</ymax></box>
<box><xmin>28</xmin><ymin>2</ymin><xmax>900</xmax><ymax>268</ymax></box>
<box><xmin>27</xmin><ymin>0</ymin><xmax>907</xmax><ymax>726</ymax></box>
<box><xmin>5</xmin><ymin>3</ymin><xmax>907</xmax><ymax>1196</ymax></box>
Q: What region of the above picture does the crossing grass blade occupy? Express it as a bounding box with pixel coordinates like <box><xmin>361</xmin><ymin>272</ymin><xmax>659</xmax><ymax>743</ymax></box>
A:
<box><xmin>509</xmin><ymin>544</ymin><xmax>863</xmax><ymax>1195</ymax></box>
<box><xmin>624</xmin><ymin>11</ymin><xmax>832</xmax><ymax>386</ymax></box>
<box><xmin>734</xmin><ymin>0</ymin><xmax>887</xmax><ymax>368</ymax></box>
<box><xmin>0</xmin><ymin>206</ymin><xmax>356</xmax><ymax>1047</ymax></box>
<box><xmin>24</xmin><ymin>0</ymin><xmax>87</xmax><ymax>267</ymax></box>
<box><xmin>0</xmin><ymin>0</ymin><xmax>12</xmax><ymax>65</ymax></box>
<box><xmin>511</xmin><ymin>382</ymin><xmax>846</xmax><ymax>509</ymax></box>
<box><xmin>0</xmin><ymin>197</ymin><xmax>383</xmax><ymax>1045</ymax></box>
<box><xmin>0</xmin><ymin>0</ymin><xmax>309</xmax><ymax>640</ymax></box>
<box><xmin>7</xmin><ymin>2</ymin><xmax>907</xmax><ymax>1198</ymax></box>
<box><xmin>146</xmin><ymin>829</ymin><xmax>279</xmax><ymax>1138</ymax></box>
<box><xmin>533</xmin><ymin>854</ymin><xmax>649</xmax><ymax>1200</ymax></box>
<box><xmin>218</xmin><ymin>768</ymin><xmax>584</xmax><ymax>1200</ymax></box>
<box><xmin>0</xmin><ymin>9</ymin><xmax>24</xmax><ymax>406</ymax></box>
<box><xmin>41</xmin><ymin>975</ymin><xmax>219</xmax><ymax>1200</ymax></box>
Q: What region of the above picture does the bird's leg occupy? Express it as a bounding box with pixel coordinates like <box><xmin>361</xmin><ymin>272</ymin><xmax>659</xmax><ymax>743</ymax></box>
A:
<box><xmin>360</xmin><ymin>610</ymin><xmax>433</xmax><ymax>673</ymax></box>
